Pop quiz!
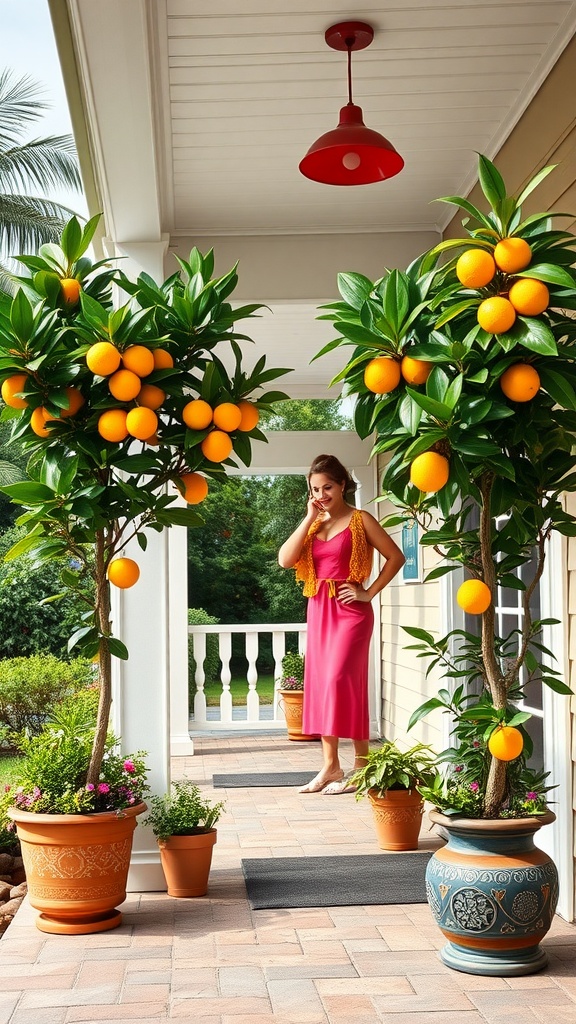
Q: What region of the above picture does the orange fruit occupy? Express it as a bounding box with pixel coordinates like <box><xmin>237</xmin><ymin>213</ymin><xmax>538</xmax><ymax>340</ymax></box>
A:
<box><xmin>508</xmin><ymin>278</ymin><xmax>549</xmax><ymax>317</ymax></box>
<box><xmin>212</xmin><ymin>402</ymin><xmax>242</xmax><ymax>432</ymax></box>
<box><xmin>488</xmin><ymin>725</ymin><xmax>524</xmax><ymax>762</ymax></box>
<box><xmin>1</xmin><ymin>374</ymin><xmax>29</xmax><ymax>409</ymax></box>
<box><xmin>409</xmin><ymin>451</ymin><xmax>449</xmax><ymax>493</ymax></box>
<box><xmin>152</xmin><ymin>349</ymin><xmax>174</xmax><ymax>370</ymax></box>
<box><xmin>86</xmin><ymin>341</ymin><xmax>121</xmax><ymax>376</ymax></box>
<box><xmin>179</xmin><ymin>472</ymin><xmax>209</xmax><ymax>504</ymax></box>
<box><xmin>364</xmin><ymin>357</ymin><xmax>401</xmax><ymax>394</ymax></box>
<box><xmin>456</xmin><ymin>249</ymin><xmax>496</xmax><ymax>288</ymax></box>
<box><xmin>108</xmin><ymin>369</ymin><xmax>142</xmax><ymax>402</ymax></box>
<box><xmin>494</xmin><ymin>237</ymin><xmax>532</xmax><ymax>274</ymax></box>
<box><xmin>97</xmin><ymin>409</ymin><xmax>128</xmax><ymax>442</ymax></box>
<box><xmin>183</xmin><ymin>399</ymin><xmax>213</xmax><ymax>430</ymax></box>
<box><xmin>201</xmin><ymin>430</ymin><xmax>233</xmax><ymax>462</ymax></box>
<box><xmin>121</xmin><ymin>345</ymin><xmax>155</xmax><ymax>378</ymax></box>
<box><xmin>477</xmin><ymin>296</ymin><xmax>516</xmax><ymax>334</ymax></box>
<box><xmin>30</xmin><ymin>406</ymin><xmax>58</xmax><ymax>437</ymax></box>
<box><xmin>457</xmin><ymin>579</ymin><xmax>492</xmax><ymax>614</ymax></box>
<box><xmin>60</xmin><ymin>278</ymin><xmax>81</xmax><ymax>305</ymax></box>
<box><xmin>60</xmin><ymin>386</ymin><xmax>85</xmax><ymax>417</ymax></box>
<box><xmin>138</xmin><ymin>384</ymin><xmax>165</xmax><ymax>410</ymax></box>
<box><xmin>107</xmin><ymin>557</ymin><xmax>140</xmax><ymax>589</ymax></box>
<box><xmin>500</xmin><ymin>364</ymin><xmax>540</xmax><ymax>402</ymax></box>
<box><xmin>237</xmin><ymin>401</ymin><xmax>260</xmax><ymax>431</ymax></box>
<box><xmin>401</xmin><ymin>355</ymin><xmax>433</xmax><ymax>385</ymax></box>
<box><xmin>126</xmin><ymin>407</ymin><xmax>158</xmax><ymax>440</ymax></box>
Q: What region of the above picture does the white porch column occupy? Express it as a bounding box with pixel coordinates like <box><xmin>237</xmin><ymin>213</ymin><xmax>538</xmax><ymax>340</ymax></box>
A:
<box><xmin>107</xmin><ymin>236</ymin><xmax>193</xmax><ymax>892</ymax></box>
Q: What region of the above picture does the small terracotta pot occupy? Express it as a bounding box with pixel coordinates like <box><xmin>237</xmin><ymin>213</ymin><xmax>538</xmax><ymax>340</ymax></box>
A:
<box><xmin>278</xmin><ymin>689</ymin><xmax>319</xmax><ymax>741</ymax></box>
<box><xmin>368</xmin><ymin>788</ymin><xmax>424</xmax><ymax>851</ymax></box>
<box><xmin>158</xmin><ymin>828</ymin><xmax>217</xmax><ymax>896</ymax></box>
<box><xmin>8</xmin><ymin>802</ymin><xmax>146</xmax><ymax>934</ymax></box>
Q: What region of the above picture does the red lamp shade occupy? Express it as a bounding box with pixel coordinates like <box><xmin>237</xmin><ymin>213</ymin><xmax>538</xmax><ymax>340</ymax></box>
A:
<box><xmin>299</xmin><ymin>103</ymin><xmax>404</xmax><ymax>186</ymax></box>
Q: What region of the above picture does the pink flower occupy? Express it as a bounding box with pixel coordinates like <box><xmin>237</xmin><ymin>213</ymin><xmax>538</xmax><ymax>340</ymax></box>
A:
<box><xmin>123</xmin><ymin>760</ymin><xmax>135</xmax><ymax>773</ymax></box>
<box><xmin>469</xmin><ymin>781</ymin><xmax>480</xmax><ymax>792</ymax></box>
<box><xmin>86</xmin><ymin>783</ymin><xmax>95</xmax><ymax>792</ymax></box>
<box><xmin>97</xmin><ymin>783</ymin><xmax>110</xmax><ymax>794</ymax></box>
<box><xmin>526</xmin><ymin>791</ymin><xmax>538</xmax><ymax>801</ymax></box>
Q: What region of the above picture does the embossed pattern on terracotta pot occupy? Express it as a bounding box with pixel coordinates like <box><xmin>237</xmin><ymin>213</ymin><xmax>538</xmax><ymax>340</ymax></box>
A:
<box><xmin>278</xmin><ymin>689</ymin><xmax>319</xmax><ymax>741</ymax></box>
<box><xmin>8</xmin><ymin>802</ymin><xmax>146</xmax><ymax>934</ymax></box>
<box><xmin>426</xmin><ymin>809</ymin><xmax>558</xmax><ymax>976</ymax></box>
<box><xmin>368</xmin><ymin>788</ymin><xmax>424</xmax><ymax>850</ymax></box>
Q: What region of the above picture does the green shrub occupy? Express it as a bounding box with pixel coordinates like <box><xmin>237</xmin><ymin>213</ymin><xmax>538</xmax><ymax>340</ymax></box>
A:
<box><xmin>0</xmin><ymin>654</ymin><xmax>94</xmax><ymax>736</ymax></box>
<box><xmin>0</xmin><ymin>527</ymin><xmax>89</xmax><ymax>660</ymax></box>
<box><xmin>188</xmin><ymin>608</ymin><xmax>220</xmax><ymax>706</ymax></box>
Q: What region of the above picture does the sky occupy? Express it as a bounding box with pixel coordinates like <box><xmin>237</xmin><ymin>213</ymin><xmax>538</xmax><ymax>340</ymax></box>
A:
<box><xmin>1</xmin><ymin>0</ymin><xmax>88</xmax><ymax>215</ymax></box>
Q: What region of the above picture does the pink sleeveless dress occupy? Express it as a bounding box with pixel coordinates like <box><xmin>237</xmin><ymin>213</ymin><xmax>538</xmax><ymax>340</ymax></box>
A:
<box><xmin>302</xmin><ymin>525</ymin><xmax>373</xmax><ymax>740</ymax></box>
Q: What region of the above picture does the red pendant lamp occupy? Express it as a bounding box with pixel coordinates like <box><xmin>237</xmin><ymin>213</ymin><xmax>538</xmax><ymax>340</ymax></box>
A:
<box><xmin>299</xmin><ymin>21</ymin><xmax>404</xmax><ymax>186</ymax></box>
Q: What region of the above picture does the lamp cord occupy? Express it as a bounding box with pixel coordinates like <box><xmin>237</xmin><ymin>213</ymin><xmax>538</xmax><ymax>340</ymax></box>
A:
<box><xmin>346</xmin><ymin>43</ymin><xmax>354</xmax><ymax>104</ymax></box>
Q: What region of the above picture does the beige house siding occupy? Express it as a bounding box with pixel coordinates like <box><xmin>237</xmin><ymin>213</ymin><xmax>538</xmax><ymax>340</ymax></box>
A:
<box><xmin>376</xmin><ymin>458</ymin><xmax>445</xmax><ymax>751</ymax></box>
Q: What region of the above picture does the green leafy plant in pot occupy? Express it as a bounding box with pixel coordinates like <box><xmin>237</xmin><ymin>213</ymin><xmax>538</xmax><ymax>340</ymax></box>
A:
<box><xmin>144</xmin><ymin>781</ymin><xmax>225</xmax><ymax>897</ymax></box>
<box><xmin>277</xmin><ymin>651</ymin><xmax>317</xmax><ymax>741</ymax></box>
<box><xmin>318</xmin><ymin>155</ymin><xmax>576</xmax><ymax>974</ymax></box>
<box><xmin>0</xmin><ymin>215</ymin><xmax>289</xmax><ymax>932</ymax></box>
<box><xmin>350</xmin><ymin>741</ymin><xmax>437</xmax><ymax>850</ymax></box>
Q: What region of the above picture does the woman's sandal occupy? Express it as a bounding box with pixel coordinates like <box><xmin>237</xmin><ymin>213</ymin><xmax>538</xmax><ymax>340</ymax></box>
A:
<box><xmin>322</xmin><ymin>772</ymin><xmax>357</xmax><ymax>795</ymax></box>
<box><xmin>299</xmin><ymin>770</ymin><xmax>344</xmax><ymax>794</ymax></box>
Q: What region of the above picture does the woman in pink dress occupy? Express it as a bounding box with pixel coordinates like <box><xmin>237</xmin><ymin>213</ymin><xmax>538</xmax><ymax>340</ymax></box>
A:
<box><xmin>278</xmin><ymin>454</ymin><xmax>405</xmax><ymax>794</ymax></box>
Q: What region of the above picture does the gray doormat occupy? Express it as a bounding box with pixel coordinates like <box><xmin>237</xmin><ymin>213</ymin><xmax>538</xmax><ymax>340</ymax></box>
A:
<box><xmin>213</xmin><ymin>772</ymin><xmax>316</xmax><ymax>788</ymax></box>
<box><xmin>241</xmin><ymin>852</ymin><xmax>432</xmax><ymax>909</ymax></box>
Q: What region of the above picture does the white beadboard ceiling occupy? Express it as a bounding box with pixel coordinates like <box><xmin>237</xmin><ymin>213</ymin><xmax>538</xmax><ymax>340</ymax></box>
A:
<box><xmin>160</xmin><ymin>0</ymin><xmax>576</xmax><ymax>237</ymax></box>
<box><xmin>61</xmin><ymin>0</ymin><xmax>576</xmax><ymax>399</ymax></box>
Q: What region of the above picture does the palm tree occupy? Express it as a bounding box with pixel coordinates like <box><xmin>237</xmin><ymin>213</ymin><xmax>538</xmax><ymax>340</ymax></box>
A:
<box><xmin>0</xmin><ymin>69</ymin><xmax>81</xmax><ymax>291</ymax></box>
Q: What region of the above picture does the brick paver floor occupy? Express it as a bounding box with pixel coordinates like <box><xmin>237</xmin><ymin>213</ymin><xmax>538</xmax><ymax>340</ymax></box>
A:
<box><xmin>2</xmin><ymin>731</ymin><xmax>576</xmax><ymax>1023</ymax></box>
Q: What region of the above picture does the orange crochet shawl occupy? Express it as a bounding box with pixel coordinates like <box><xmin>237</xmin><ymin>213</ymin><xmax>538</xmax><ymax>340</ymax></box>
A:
<box><xmin>294</xmin><ymin>509</ymin><xmax>373</xmax><ymax>598</ymax></box>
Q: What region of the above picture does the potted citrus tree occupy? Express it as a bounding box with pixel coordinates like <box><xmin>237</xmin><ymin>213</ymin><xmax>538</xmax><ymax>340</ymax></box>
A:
<box><xmin>350</xmin><ymin>741</ymin><xmax>436</xmax><ymax>850</ymax></box>
<box><xmin>0</xmin><ymin>215</ymin><xmax>289</xmax><ymax>933</ymax></box>
<box><xmin>319</xmin><ymin>155</ymin><xmax>576</xmax><ymax>975</ymax></box>
<box><xmin>144</xmin><ymin>781</ymin><xmax>224</xmax><ymax>897</ymax></box>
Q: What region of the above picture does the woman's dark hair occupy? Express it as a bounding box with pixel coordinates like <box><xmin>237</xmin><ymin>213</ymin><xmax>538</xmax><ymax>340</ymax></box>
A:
<box><xmin>307</xmin><ymin>454</ymin><xmax>356</xmax><ymax>497</ymax></box>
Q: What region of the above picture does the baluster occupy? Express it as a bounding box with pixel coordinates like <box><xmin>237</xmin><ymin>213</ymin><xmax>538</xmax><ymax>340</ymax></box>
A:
<box><xmin>246</xmin><ymin>631</ymin><xmax>260</xmax><ymax>721</ymax></box>
<box><xmin>193</xmin><ymin>632</ymin><xmax>207</xmax><ymax>724</ymax></box>
<box><xmin>272</xmin><ymin>630</ymin><xmax>287</xmax><ymax>721</ymax></box>
<box><xmin>219</xmin><ymin>632</ymin><xmax>233</xmax><ymax>723</ymax></box>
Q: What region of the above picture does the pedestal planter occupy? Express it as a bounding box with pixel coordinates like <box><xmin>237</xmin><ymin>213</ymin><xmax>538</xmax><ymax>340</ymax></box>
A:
<box><xmin>426</xmin><ymin>810</ymin><xmax>558</xmax><ymax>976</ymax></box>
<box><xmin>278</xmin><ymin>689</ymin><xmax>319</xmax><ymax>741</ymax></box>
<box><xmin>159</xmin><ymin>828</ymin><xmax>217</xmax><ymax>896</ymax></box>
<box><xmin>368</xmin><ymin>788</ymin><xmax>424</xmax><ymax>850</ymax></box>
<box><xmin>8</xmin><ymin>802</ymin><xmax>146</xmax><ymax>935</ymax></box>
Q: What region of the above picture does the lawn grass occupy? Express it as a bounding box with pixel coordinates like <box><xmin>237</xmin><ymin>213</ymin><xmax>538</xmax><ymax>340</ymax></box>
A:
<box><xmin>197</xmin><ymin>674</ymin><xmax>276</xmax><ymax>707</ymax></box>
<box><xmin>0</xmin><ymin>754</ymin><xmax>24</xmax><ymax>786</ymax></box>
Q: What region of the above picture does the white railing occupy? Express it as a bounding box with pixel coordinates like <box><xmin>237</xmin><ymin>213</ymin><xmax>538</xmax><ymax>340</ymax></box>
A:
<box><xmin>188</xmin><ymin>623</ymin><xmax>307</xmax><ymax>730</ymax></box>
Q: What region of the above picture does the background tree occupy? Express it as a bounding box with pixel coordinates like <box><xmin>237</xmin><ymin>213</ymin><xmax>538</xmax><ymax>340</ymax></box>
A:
<box><xmin>0</xmin><ymin>70</ymin><xmax>81</xmax><ymax>291</ymax></box>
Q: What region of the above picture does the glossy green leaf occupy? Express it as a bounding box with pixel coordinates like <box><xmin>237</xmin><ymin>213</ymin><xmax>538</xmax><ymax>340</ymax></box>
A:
<box><xmin>478</xmin><ymin>155</ymin><xmax>507</xmax><ymax>207</ymax></box>
<box><xmin>337</xmin><ymin>272</ymin><xmax>374</xmax><ymax>310</ymax></box>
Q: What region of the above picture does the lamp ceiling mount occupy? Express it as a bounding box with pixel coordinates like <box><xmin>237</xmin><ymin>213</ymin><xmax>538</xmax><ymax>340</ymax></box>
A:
<box><xmin>324</xmin><ymin>22</ymin><xmax>374</xmax><ymax>52</ymax></box>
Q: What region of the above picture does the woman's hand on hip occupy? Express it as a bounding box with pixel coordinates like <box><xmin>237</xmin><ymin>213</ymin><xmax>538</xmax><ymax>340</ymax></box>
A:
<box><xmin>337</xmin><ymin>582</ymin><xmax>371</xmax><ymax>604</ymax></box>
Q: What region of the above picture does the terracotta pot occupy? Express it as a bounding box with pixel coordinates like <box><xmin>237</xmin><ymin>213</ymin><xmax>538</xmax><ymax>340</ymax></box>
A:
<box><xmin>159</xmin><ymin>828</ymin><xmax>217</xmax><ymax>896</ymax></box>
<box><xmin>426</xmin><ymin>809</ymin><xmax>558</xmax><ymax>976</ymax></box>
<box><xmin>368</xmin><ymin>788</ymin><xmax>424</xmax><ymax>850</ymax></box>
<box><xmin>8</xmin><ymin>802</ymin><xmax>146</xmax><ymax>935</ymax></box>
<box><xmin>278</xmin><ymin>689</ymin><xmax>319</xmax><ymax>741</ymax></box>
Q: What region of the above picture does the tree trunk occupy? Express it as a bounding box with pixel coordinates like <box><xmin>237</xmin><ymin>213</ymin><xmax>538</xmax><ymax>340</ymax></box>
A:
<box><xmin>479</xmin><ymin>473</ymin><xmax>507</xmax><ymax>816</ymax></box>
<box><xmin>86</xmin><ymin>528</ymin><xmax>112</xmax><ymax>788</ymax></box>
